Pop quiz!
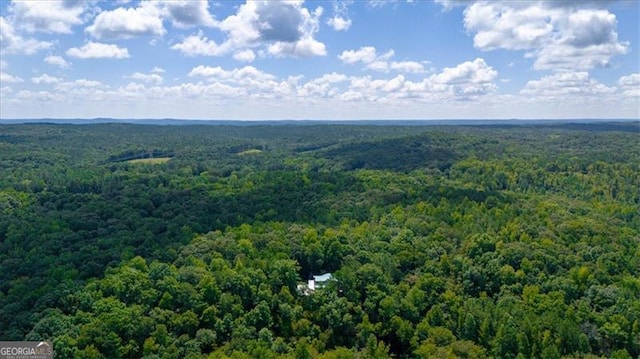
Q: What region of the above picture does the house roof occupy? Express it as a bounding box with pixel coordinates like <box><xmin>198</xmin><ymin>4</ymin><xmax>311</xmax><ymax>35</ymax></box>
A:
<box><xmin>313</xmin><ymin>273</ymin><xmax>333</xmax><ymax>282</ymax></box>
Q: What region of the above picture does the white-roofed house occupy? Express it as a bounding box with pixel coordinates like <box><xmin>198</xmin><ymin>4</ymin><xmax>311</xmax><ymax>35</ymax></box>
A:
<box><xmin>298</xmin><ymin>272</ymin><xmax>334</xmax><ymax>295</ymax></box>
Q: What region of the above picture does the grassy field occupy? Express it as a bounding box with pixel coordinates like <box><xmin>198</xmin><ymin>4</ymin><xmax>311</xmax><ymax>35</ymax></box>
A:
<box><xmin>237</xmin><ymin>149</ymin><xmax>263</xmax><ymax>155</ymax></box>
<box><xmin>126</xmin><ymin>157</ymin><xmax>172</xmax><ymax>164</ymax></box>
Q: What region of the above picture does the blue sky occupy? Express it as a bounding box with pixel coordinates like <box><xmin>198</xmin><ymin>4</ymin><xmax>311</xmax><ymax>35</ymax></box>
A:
<box><xmin>0</xmin><ymin>0</ymin><xmax>638</xmax><ymax>120</ymax></box>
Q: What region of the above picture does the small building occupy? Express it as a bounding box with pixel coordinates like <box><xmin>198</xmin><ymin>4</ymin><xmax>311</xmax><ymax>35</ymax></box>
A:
<box><xmin>309</xmin><ymin>273</ymin><xmax>333</xmax><ymax>291</ymax></box>
<box><xmin>298</xmin><ymin>273</ymin><xmax>334</xmax><ymax>295</ymax></box>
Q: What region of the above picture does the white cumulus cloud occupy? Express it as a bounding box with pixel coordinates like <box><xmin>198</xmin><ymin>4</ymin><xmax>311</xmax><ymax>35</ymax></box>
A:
<box><xmin>339</xmin><ymin>46</ymin><xmax>378</xmax><ymax>64</ymax></box>
<box><xmin>327</xmin><ymin>0</ymin><xmax>352</xmax><ymax>31</ymax></box>
<box><xmin>0</xmin><ymin>16</ymin><xmax>52</xmax><ymax>55</ymax></box>
<box><xmin>1</xmin><ymin>72</ymin><xmax>24</xmax><ymax>83</ymax></box>
<box><xmin>66</xmin><ymin>42</ymin><xmax>130</xmax><ymax>59</ymax></box>
<box><xmin>390</xmin><ymin>61</ymin><xmax>426</xmax><ymax>73</ymax></box>
<box><xmin>328</xmin><ymin>16</ymin><xmax>352</xmax><ymax>31</ymax></box>
<box><xmin>462</xmin><ymin>2</ymin><xmax>629</xmax><ymax>71</ymax></box>
<box><xmin>335</xmin><ymin>57</ymin><xmax>498</xmax><ymax>102</ymax></box>
<box><xmin>618</xmin><ymin>73</ymin><xmax>640</xmax><ymax>97</ymax></box>
<box><xmin>172</xmin><ymin>1</ymin><xmax>327</xmax><ymax>59</ymax></box>
<box><xmin>298</xmin><ymin>72</ymin><xmax>349</xmax><ymax>97</ymax></box>
<box><xmin>128</xmin><ymin>72</ymin><xmax>163</xmax><ymax>85</ymax></box>
<box><xmin>218</xmin><ymin>1</ymin><xmax>326</xmax><ymax>58</ymax></box>
<box><xmin>185</xmin><ymin>65</ymin><xmax>295</xmax><ymax>100</ymax></box>
<box><xmin>233</xmin><ymin>49</ymin><xmax>257</xmax><ymax>63</ymax></box>
<box><xmin>158</xmin><ymin>0</ymin><xmax>216</xmax><ymax>28</ymax></box>
<box><xmin>7</xmin><ymin>0</ymin><xmax>92</xmax><ymax>34</ymax></box>
<box><xmin>431</xmin><ymin>58</ymin><xmax>497</xmax><ymax>84</ymax></box>
<box><xmin>44</xmin><ymin>55</ymin><xmax>71</xmax><ymax>68</ymax></box>
<box><xmin>86</xmin><ymin>2</ymin><xmax>165</xmax><ymax>40</ymax></box>
<box><xmin>521</xmin><ymin>71</ymin><xmax>616</xmax><ymax>97</ymax></box>
<box><xmin>55</xmin><ymin>79</ymin><xmax>107</xmax><ymax>92</ymax></box>
<box><xmin>188</xmin><ymin>65</ymin><xmax>276</xmax><ymax>83</ymax></box>
<box><xmin>171</xmin><ymin>31</ymin><xmax>223</xmax><ymax>57</ymax></box>
<box><xmin>0</xmin><ymin>86</ymin><xmax>12</xmax><ymax>97</ymax></box>
<box><xmin>31</xmin><ymin>74</ymin><xmax>62</xmax><ymax>85</ymax></box>
<box><xmin>0</xmin><ymin>59</ymin><xmax>514</xmax><ymax>119</ymax></box>
<box><xmin>339</xmin><ymin>46</ymin><xmax>425</xmax><ymax>73</ymax></box>
<box><xmin>464</xmin><ymin>2</ymin><xmax>555</xmax><ymax>51</ymax></box>
<box><xmin>73</xmin><ymin>79</ymin><xmax>103</xmax><ymax>87</ymax></box>
<box><xmin>267</xmin><ymin>36</ymin><xmax>326</xmax><ymax>57</ymax></box>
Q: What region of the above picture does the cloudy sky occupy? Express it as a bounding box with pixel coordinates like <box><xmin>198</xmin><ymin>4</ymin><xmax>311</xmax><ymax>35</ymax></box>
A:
<box><xmin>0</xmin><ymin>0</ymin><xmax>638</xmax><ymax>120</ymax></box>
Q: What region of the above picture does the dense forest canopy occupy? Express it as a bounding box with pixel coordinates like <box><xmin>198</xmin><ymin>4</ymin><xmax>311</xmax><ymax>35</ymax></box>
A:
<box><xmin>0</xmin><ymin>122</ymin><xmax>638</xmax><ymax>358</ymax></box>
